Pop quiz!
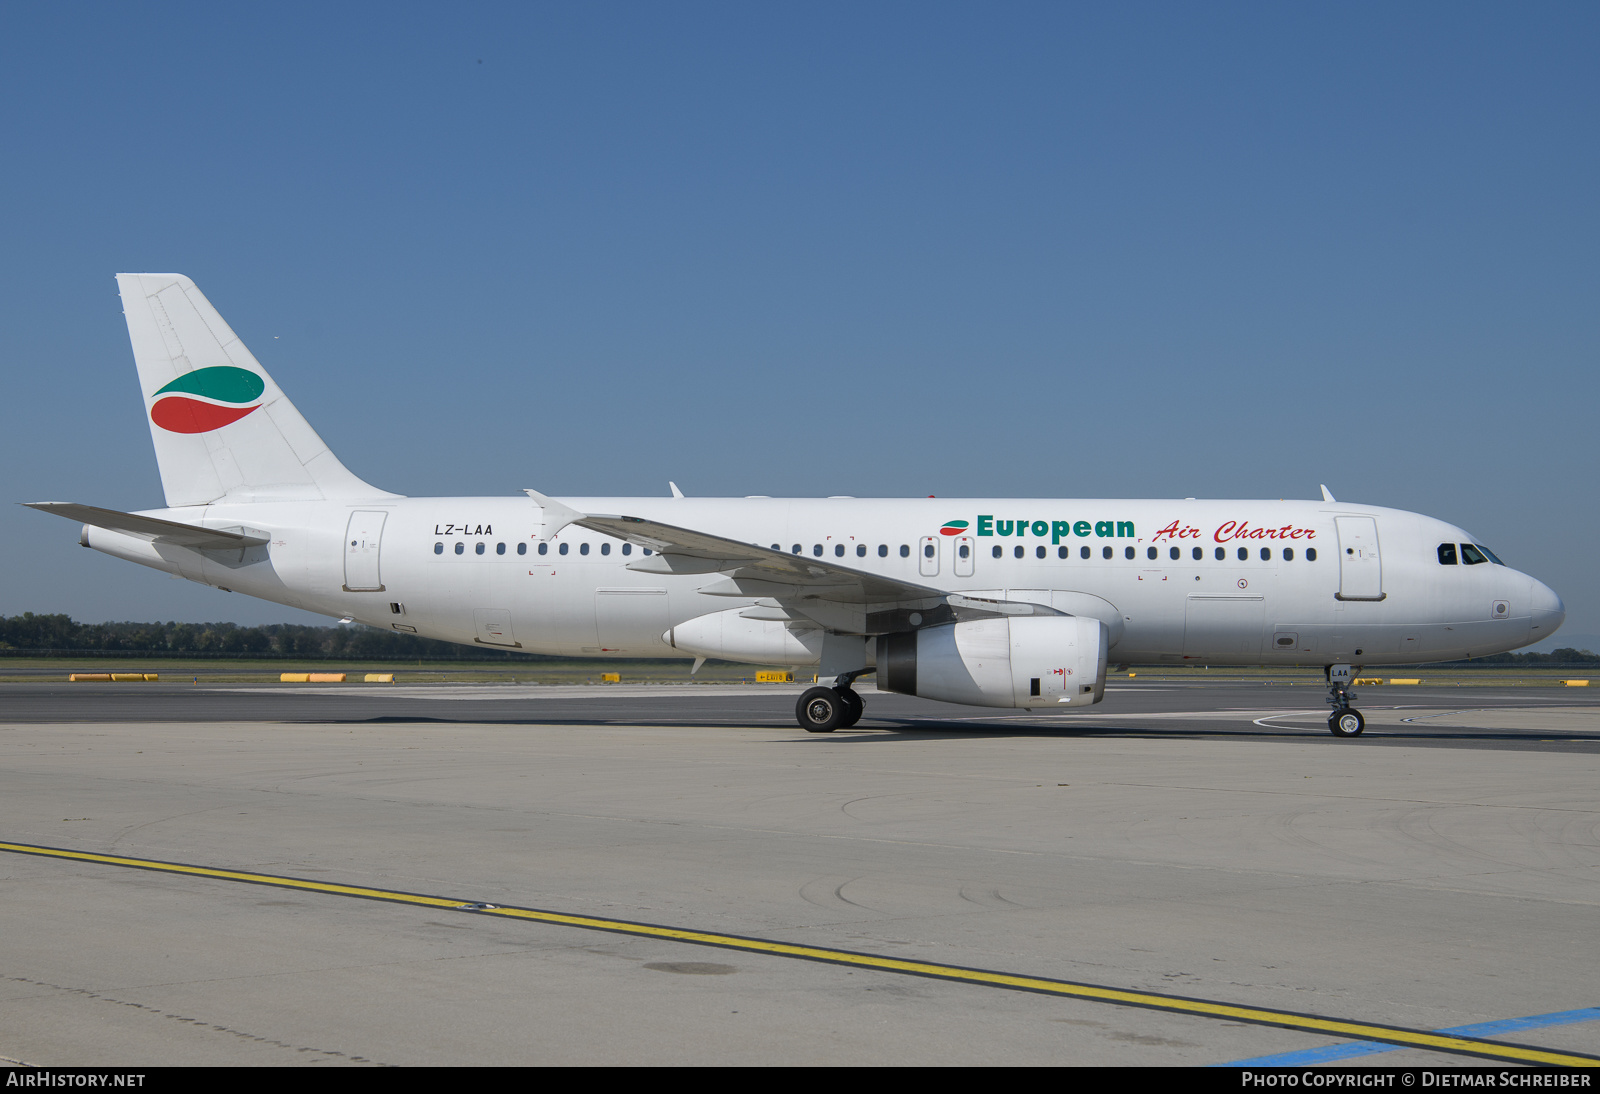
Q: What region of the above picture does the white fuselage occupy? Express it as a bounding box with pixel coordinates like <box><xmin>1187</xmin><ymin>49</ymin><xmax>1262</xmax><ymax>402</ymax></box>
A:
<box><xmin>84</xmin><ymin>495</ymin><xmax>1564</xmax><ymax>667</ymax></box>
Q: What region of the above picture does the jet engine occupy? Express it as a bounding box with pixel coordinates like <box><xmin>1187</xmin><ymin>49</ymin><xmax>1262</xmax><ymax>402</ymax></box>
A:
<box><xmin>876</xmin><ymin>616</ymin><xmax>1107</xmax><ymax>708</ymax></box>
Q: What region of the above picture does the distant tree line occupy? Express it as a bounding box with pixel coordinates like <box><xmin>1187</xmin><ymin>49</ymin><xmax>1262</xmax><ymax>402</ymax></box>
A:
<box><xmin>2</xmin><ymin>613</ymin><xmax>1596</xmax><ymax>666</ymax></box>
<box><xmin>0</xmin><ymin>613</ymin><xmax>543</xmax><ymax>661</ymax></box>
<box><xmin>1457</xmin><ymin>647</ymin><xmax>1600</xmax><ymax>666</ymax></box>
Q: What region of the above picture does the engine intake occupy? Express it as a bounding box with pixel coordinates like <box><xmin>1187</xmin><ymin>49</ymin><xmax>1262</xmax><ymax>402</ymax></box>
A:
<box><xmin>876</xmin><ymin>616</ymin><xmax>1107</xmax><ymax>708</ymax></box>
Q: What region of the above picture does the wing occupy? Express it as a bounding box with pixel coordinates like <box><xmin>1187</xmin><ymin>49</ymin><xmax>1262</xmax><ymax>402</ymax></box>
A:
<box><xmin>525</xmin><ymin>490</ymin><xmax>1056</xmax><ymax>634</ymax></box>
<box><xmin>23</xmin><ymin>502</ymin><xmax>269</xmax><ymax>550</ymax></box>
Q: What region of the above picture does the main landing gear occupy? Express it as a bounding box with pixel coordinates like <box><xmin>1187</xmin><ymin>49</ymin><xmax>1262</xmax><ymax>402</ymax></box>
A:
<box><xmin>796</xmin><ymin>676</ymin><xmax>866</xmax><ymax>732</ymax></box>
<box><xmin>1325</xmin><ymin>664</ymin><xmax>1364</xmax><ymax>737</ymax></box>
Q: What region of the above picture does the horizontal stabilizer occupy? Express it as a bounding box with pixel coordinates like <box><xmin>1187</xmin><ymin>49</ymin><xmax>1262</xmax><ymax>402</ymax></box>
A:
<box><xmin>23</xmin><ymin>502</ymin><xmax>269</xmax><ymax>549</ymax></box>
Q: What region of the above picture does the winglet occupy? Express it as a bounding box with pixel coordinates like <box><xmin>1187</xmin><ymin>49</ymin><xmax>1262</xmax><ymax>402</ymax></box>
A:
<box><xmin>1320</xmin><ymin>484</ymin><xmax>1336</xmax><ymax>503</ymax></box>
<box><xmin>523</xmin><ymin>489</ymin><xmax>585</xmax><ymax>539</ymax></box>
<box><xmin>669</xmin><ymin>482</ymin><xmax>685</xmax><ymax>499</ymax></box>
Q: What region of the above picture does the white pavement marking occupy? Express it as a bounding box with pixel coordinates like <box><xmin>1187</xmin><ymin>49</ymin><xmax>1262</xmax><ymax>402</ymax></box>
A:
<box><xmin>217</xmin><ymin>683</ymin><xmax>819</xmax><ymax>700</ymax></box>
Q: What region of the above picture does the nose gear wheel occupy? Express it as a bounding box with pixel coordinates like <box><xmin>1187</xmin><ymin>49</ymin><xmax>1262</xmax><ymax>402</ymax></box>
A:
<box><xmin>1328</xmin><ymin>709</ymin><xmax>1365</xmax><ymax>736</ymax></box>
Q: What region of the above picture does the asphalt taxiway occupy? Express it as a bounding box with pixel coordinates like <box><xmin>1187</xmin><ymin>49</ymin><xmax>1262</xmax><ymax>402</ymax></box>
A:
<box><xmin>1</xmin><ymin>680</ymin><xmax>1596</xmax><ymax>1065</ymax></box>
<box><xmin>6</xmin><ymin>678</ymin><xmax>1600</xmax><ymax>753</ymax></box>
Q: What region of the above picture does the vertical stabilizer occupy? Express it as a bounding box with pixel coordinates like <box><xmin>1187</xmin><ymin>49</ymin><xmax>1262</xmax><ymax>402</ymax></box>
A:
<box><xmin>117</xmin><ymin>273</ymin><xmax>397</xmax><ymax>506</ymax></box>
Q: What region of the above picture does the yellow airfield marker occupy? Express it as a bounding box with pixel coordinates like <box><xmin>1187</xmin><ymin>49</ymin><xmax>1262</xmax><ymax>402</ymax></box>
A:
<box><xmin>0</xmin><ymin>840</ymin><xmax>1594</xmax><ymax>1068</ymax></box>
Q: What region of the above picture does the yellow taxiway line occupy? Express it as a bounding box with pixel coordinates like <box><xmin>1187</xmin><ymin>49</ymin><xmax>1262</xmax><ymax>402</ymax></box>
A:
<box><xmin>3</xmin><ymin>839</ymin><xmax>1594</xmax><ymax>1068</ymax></box>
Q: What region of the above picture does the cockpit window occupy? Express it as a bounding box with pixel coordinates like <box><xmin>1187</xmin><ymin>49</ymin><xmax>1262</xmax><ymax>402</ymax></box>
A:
<box><xmin>1476</xmin><ymin>544</ymin><xmax>1505</xmax><ymax>565</ymax></box>
<box><xmin>1437</xmin><ymin>543</ymin><xmax>1458</xmax><ymax>565</ymax></box>
<box><xmin>1460</xmin><ymin>543</ymin><xmax>1489</xmax><ymax>566</ymax></box>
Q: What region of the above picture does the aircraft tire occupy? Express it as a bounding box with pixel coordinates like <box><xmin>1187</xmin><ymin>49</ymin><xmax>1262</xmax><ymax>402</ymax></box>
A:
<box><xmin>797</xmin><ymin>687</ymin><xmax>844</xmax><ymax>732</ymax></box>
<box><xmin>837</xmin><ymin>688</ymin><xmax>864</xmax><ymax>728</ymax></box>
<box><xmin>1328</xmin><ymin>710</ymin><xmax>1365</xmax><ymax>737</ymax></box>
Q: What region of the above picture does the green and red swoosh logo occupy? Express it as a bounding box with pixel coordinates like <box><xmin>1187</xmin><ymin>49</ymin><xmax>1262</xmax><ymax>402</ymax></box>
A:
<box><xmin>939</xmin><ymin>520</ymin><xmax>969</xmax><ymax>537</ymax></box>
<box><xmin>149</xmin><ymin>367</ymin><xmax>265</xmax><ymax>434</ymax></box>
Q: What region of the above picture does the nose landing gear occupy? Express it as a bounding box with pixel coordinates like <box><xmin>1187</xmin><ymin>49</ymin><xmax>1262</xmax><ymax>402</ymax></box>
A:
<box><xmin>1325</xmin><ymin>664</ymin><xmax>1365</xmax><ymax>737</ymax></box>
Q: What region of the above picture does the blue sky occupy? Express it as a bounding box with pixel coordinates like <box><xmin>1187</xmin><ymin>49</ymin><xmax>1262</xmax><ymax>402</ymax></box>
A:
<box><xmin>2</xmin><ymin>3</ymin><xmax>1596</xmax><ymax>645</ymax></box>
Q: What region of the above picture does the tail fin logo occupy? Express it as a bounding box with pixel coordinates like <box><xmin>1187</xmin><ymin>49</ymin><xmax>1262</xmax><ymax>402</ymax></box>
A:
<box><xmin>149</xmin><ymin>366</ymin><xmax>266</xmax><ymax>434</ymax></box>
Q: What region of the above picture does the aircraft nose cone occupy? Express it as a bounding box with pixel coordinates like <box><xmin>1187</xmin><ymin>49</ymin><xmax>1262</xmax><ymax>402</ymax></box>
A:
<box><xmin>1529</xmin><ymin>578</ymin><xmax>1565</xmax><ymax>638</ymax></box>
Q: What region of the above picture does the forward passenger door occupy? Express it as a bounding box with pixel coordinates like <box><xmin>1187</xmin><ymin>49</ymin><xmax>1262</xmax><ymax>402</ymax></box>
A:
<box><xmin>1334</xmin><ymin>516</ymin><xmax>1384</xmax><ymax>601</ymax></box>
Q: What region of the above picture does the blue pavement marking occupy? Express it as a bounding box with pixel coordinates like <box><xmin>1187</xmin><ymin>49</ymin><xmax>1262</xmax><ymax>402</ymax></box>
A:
<box><xmin>1220</xmin><ymin>1007</ymin><xmax>1600</xmax><ymax>1067</ymax></box>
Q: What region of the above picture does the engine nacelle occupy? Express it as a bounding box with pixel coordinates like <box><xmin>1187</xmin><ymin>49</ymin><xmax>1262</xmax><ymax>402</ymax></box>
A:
<box><xmin>666</xmin><ymin>607</ymin><xmax>824</xmax><ymax>665</ymax></box>
<box><xmin>876</xmin><ymin>616</ymin><xmax>1108</xmax><ymax>708</ymax></box>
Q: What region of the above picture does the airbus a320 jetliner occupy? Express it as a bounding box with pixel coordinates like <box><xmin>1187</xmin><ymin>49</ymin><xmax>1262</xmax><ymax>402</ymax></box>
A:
<box><xmin>28</xmin><ymin>274</ymin><xmax>1566</xmax><ymax>734</ymax></box>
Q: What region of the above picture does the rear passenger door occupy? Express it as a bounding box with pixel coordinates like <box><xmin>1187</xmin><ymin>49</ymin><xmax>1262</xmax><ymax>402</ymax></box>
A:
<box><xmin>342</xmin><ymin>511</ymin><xmax>387</xmax><ymax>592</ymax></box>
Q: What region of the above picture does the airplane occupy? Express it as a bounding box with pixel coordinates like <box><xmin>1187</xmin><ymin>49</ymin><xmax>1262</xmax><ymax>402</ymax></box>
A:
<box><xmin>26</xmin><ymin>274</ymin><xmax>1566</xmax><ymax>736</ymax></box>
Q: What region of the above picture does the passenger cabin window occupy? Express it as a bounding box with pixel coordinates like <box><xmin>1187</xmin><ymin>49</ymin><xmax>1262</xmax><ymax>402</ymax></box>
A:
<box><xmin>1460</xmin><ymin>543</ymin><xmax>1489</xmax><ymax>566</ymax></box>
<box><xmin>1014</xmin><ymin>546</ymin><xmax>1024</xmax><ymax>559</ymax></box>
<box><xmin>1438</xmin><ymin>543</ymin><xmax>1458</xmax><ymax>565</ymax></box>
<box><xmin>1283</xmin><ymin>547</ymin><xmax>1294</xmax><ymax>561</ymax></box>
<box><xmin>434</xmin><ymin>542</ymin><xmax>443</xmax><ymax>554</ymax></box>
<box><xmin>1170</xmin><ymin>547</ymin><xmax>1180</xmax><ymax>561</ymax></box>
<box><xmin>993</xmin><ymin>545</ymin><xmax>1003</xmax><ymax>559</ymax></box>
<box><xmin>475</xmin><ymin>542</ymin><xmax>485</xmax><ymax>555</ymax></box>
<box><xmin>1102</xmin><ymin>546</ymin><xmax>1112</xmax><ymax>559</ymax></box>
<box><xmin>900</xmin><ymin>545</ymin><xmax>910</xmax><ymax>557</ymax></box>
<box><xmin>1261</xmin><ymin>548</ymin><xmax>1271</xmax><ymax>561</ymax></box>
<box><xmin>771</xmin><ymin>544</ymin><xmax>781</xmax><ymax>551</ymax></box>
<box><xmin>1191</xmin><ymin>547</ymin><xmax>1202</xmax><ymax>561</ymax></box>
<box><xmin>1237</xmin><ymin>547</ymin><xmax>1248</xmax><ymax>561</ymax></box>
<box><xmin>835</xmin><ymin>544</ymin><xmax>845</xmax><ymax>557</ymax></box>
<box><xmin>1058</xmin><ymin>546</ymin><xmax>1069</xmax><ymax>559</ymax></box>
<box><xmin>538</xmin><ymin>542</ymin><xmax>548</xmax><ymax>555</ymax></box>
<box><xmin>496</xmin><ymin>542</ymin><xmax>505</xmax><ymax>555</ymax></box>
<box><xmin>1124</xmin><ymin>546</ymin><xmax>1135</xmax><ymax>560</ymax></box>
<box><xmin>1215</xmin><ymin>547</ymin><xmax>1225</xmax><ymax>561</ymax></box>
<box><xmin>600</xmin><ymin>543</ymin><xmax>610</xmax><ymax>555</ymax></box>
<box><xmin>621</xmin><ymin>543</ymin><xmax>631</xmax><ymax>555</ymax></box>
<box><xmin>878</xmin><ymin>544</ymin><xmax>888</xmax><ymax>557</ymax></box>
<box><xmin>1147</xmin><ymin>547</ymin><xmax>1158</xmax><ymax>560</ymax></box>
<box><xmin>1081</xmin><ymin>546</ymin><xmax>1090</xmax><ymax>559</ymax></box>
<box><xmin>813</xmin><ymin>544</ymin><xmax>824</xmax><ymax>557</ymax></box>
<box><xmin>961</xmin><ymin>545</ymin><xmax>972</xmax><ymax>559</ymax></box>
<box><xmin>559</xmin><ymin>543</ymin><xmax>569</xmax><ymax>555</ymax></box>
<box><xmin>925</xmin><ymin>544</ymin><xmax>936</xmax><ymax>559</ymax></box>
<box><xmin>792</xmin><ymin>544</ymin><xmax>802</xmax><ymax>554</ymax></box>
<box><xmin>857</xmin><ymin>544</ymin><xmax>866</xmax><ymax>557</ymax></box>
<box><xmin>1035</xmin><ymin>546</ymin><xmax>1045</xmax><ymax>559</ymax></box>
<box><xmin>580</xmin><ymin>543</ymin><xmax>590</xmax><ymax>555</ymax></box>
<box><xmin>518</xmin><ymin>542</ymin><xmax>527</xmax><ymax>555</ymax></box>
<box><xmin>455</xmin><ymin>543</ymin><xmax>465</xmax><ymax>555</ymax></box>
<box><xmin>1306</xmin><ymin>548</ymin><xmax>1317</xmax><ymax>561</ymax></box>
